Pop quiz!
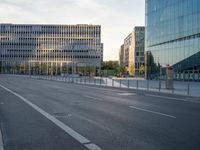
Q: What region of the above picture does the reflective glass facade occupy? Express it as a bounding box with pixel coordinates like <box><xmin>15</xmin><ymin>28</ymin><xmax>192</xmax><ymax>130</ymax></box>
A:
<box><xmin>145</xmin><ymin>0</ymin><xmax>200</xmax><ymax>80</ymax></box>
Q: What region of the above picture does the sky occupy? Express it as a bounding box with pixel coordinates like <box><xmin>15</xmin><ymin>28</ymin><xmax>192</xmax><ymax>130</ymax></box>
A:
<box><xmin>0</xmin><ymin>0</ymin><xmax>145</xmax><ymax>61</ymax></box>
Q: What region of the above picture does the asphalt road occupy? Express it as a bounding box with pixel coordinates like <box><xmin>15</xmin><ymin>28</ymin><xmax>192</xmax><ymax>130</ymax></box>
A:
<box><xmin>0</xmin><ymin>75</ymin><xmax>200</xmax><ymax>150</ymax></box>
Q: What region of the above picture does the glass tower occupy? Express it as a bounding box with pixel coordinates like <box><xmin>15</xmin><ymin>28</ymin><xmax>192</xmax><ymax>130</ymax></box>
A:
<box><xmin>145</xmin><ymin>0</ymin><xmax>200</xmax><ymax>80</ymax></box>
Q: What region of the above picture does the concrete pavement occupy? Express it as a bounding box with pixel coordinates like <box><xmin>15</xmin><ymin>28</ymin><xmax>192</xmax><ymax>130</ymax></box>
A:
<box><xmin>0</xmin><ymin>75</ymin><xmax>200</xmax><ymax>150</ymax></box>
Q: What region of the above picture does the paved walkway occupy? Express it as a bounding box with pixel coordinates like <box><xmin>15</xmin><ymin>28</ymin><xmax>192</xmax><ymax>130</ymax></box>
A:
<box><xmin>1</xmin><ymin>74</ymin><xmax>200</xmax><ymax>97</ymax></box>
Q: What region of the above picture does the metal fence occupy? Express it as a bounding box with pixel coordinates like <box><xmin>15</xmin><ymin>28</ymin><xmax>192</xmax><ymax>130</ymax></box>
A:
<box><xmin>28</xmin><ymin>75</ymin><xmax>200</xmax><ymax>97</ymax></box>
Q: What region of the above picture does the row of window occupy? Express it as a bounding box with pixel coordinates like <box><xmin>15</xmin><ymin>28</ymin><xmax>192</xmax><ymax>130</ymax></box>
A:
<box><xmin>0</xmin><ymin>25</ymin><xmax>101</xmax><ymax>33</ymax></box>
<box><xmin>6</xmin><ymin>50</ymin><xmax>91</xmax><ymax>53</ymax></box>
<box><xmin>1</xmin><ymin>55</ymin><xmax>100</xmax><ymax>59</ymax></box>
<box><xmin>149</xmin><ymin>32</ymin><xmax>200</xmax><ymax>47</ymax></box>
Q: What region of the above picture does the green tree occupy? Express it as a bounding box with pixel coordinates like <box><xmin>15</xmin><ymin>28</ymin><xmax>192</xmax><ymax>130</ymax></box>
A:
<box><xmin>102</xmin><ymin>61</ymin><xmax>119</xmax><ymax>70</ymax></box>
<box><xmin>114</xmin><ymin>66</ymin><xmax>120</xmax><ymax>76</ymax></box>
<box><xmin>119</xmin><ymin>66</ymin><xmax>127</xmax><ymax>75</ymax></box>
<box><xmin>139</xmin><ymin>64</ymin><xmax>145</xmax><ymax>75</ymax></box>
<box><xmin>41</xmin><ymin>63</ymin><xmax>47</xmax><ymax>75</ymax></box>
<box><xmin>129</xmin><ymin>65</ymin><xmax>135</xmax><ymax>76</ymax></box>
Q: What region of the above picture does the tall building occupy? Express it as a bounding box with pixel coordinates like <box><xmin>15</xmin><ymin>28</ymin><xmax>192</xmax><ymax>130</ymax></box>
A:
<box><xmin>145</xmin><ymin>0</ymin><xmax>200</xmax><ymax>80</ymax></box>
<box><xmin>0</xmin><ymin>23</ymin><xmax>103</xmax><ymax>75</ymax></box>
<box><xmin>120</xmin><ymin>26</ymin><xmax>145</xmax><ymax>76</ymax></box>
<box><xmin>129</xmin><ymin>27</ymin><xmax>145</xmax><ymax>76</ymax></box>
<box><xmin>119</xmin><ymin>44</ymin><xmax>124</xmax><ymax>66</ymax></box>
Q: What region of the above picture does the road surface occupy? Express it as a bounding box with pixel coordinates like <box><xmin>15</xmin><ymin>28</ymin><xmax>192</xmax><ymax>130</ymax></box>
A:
<box><xmin>0</xmin><ymin>75</ymin><xmax>200</xmax><ymax>150</ymax></box>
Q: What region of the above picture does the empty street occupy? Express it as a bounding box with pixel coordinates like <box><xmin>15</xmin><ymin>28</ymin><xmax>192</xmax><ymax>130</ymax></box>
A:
<box><xmin>0</xmin><ymin>75</ymin><xmax>200</xmax><ymax>150</ymax></box>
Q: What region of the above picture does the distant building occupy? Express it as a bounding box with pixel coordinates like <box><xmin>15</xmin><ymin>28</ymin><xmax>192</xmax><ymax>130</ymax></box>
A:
<box><xmin>0</xmin><ymin>23</ymin><xmax>103</xmax><ymax>75</ymax></box>
<box><xmin>124</xmin><ymin>33</ymin><xmax>132</xmax><ymax>69</ymax></box>
<box><xmin>119</xmin><ymin>44</ymin><xmax>124</xmax><ymax>66</ymax></box>
<box><xmin>130</xmin><ymin>27</ymin><xmax>145</xmax><ymax>76</ymax></box>
<box><xmin>119</xmin><ymin>26</ymin><xmax>145</xmax><ymax>76</ymax></box>
<box><xmin>145</xmin><ymin>0</ymin><xmax>200</xmax><ymax>80</ymax></box>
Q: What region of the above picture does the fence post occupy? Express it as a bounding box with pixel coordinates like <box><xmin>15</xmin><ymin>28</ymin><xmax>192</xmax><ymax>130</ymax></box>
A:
<box><xmin>187</xmin><ymin>82</ymin><xmax>190</xmax><ymax>96</ymax></box>
<box><xmin>112</xmin><ymin>79</ymin><xmax>114</xmax><ymax>87</ymax></box>
<box><xmin>128</xmin><ymin>79</ymin><xmax>129</xmax><ymax>88</ymax></box>
<box><xmin>159</xmin><ymin>80</ymin><xmax>161</xmax><ymax>92</ymax></box>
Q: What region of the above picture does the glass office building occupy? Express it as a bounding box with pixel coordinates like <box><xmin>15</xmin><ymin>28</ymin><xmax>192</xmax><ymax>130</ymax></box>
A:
<box><xmin>0</xmin><ymin>24</ymin><xmax>103</xmax><ymax>75</ymax></box>
<box><xmin>145</xmin><ymin>0</ymin><xmax>200</xmax><ymax>81</ymax></box>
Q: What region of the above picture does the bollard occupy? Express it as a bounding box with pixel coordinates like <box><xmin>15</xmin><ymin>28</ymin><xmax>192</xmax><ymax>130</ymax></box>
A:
<box><xmin>136</xmin><ymin>80</ymin><xmax>138</xmax><ymax>89</ymax></box>
<box><xmin>120</xmin><ymin>79</ymin><xmax>122</xmax><ymax>88</ymax></box>
<box><xmin>106</xmin><ymin>78</ymin><xmax>108</xmax><ymax>86</ymax></box>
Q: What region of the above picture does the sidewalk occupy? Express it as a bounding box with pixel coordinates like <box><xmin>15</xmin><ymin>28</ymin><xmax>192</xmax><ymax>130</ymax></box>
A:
<box><xmin>2</xmin><ymin>74</ymin><xmax>200</xmax><ymax>97</ymax></box>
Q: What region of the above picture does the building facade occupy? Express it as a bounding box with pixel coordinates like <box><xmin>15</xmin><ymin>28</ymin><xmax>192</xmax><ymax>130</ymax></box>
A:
<box><xmin>119</xmin><ymin>44</ymin><xmax>124</xmax><ymax>66</ymax></box>
<box><xmin>145</xmin><ymin>0</ymin><xmax>200</xmax><ymax>80</ymax></box>
<box><xmin>124</xmin><ymin>33</ymin><xmax>132</xmax><ymax>68</ymax></box>
<box><xmin>120</xmin><ymin>27</ymin><xmax>145</xmax><ymax>76</ymax></box>
<box><xmin>129</xmin><ymin>27</ymin><xmax>145</xmax><ymax>76</ymax></box>
<box><xmin>0</xmin><ymin>24</ymin><xmax>103</xmax><ymax>75</ymax></box>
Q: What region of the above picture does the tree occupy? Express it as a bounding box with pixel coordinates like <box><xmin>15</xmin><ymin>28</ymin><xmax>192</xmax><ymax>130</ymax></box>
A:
<box><xmin>102</xmin><ymin>61</ymin><xmax>119</xmax><ymax>70</ymax></box>
<box><xmin>129</xmin><ymin>65</ymin><xmax>135</xmax><ymax>76</ymax></box>
<box><xmin>114</xmin><ymin>66</ymin><xmax>120</xmax><ymax>76</ymax></box>
<box><xmin>119</xmin><ymin>66</ymin><xmax>127</xmax><ymax>75</ymax></box>
<box><xmin>41</xmin><ymin>63</ymin><xmax>47</xmax><ymax>75</ymax></box>
<box><xmin>139</xmin><ymin>64</ymin><xmax>145</xmax><ymax>75</ymax></box>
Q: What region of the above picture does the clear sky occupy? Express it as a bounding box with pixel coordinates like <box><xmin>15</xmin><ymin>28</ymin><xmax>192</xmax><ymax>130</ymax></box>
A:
<box><xmin>0</xmin><ymin>0</ymin><xmax>145</xmax><ymax>61</ymax></box>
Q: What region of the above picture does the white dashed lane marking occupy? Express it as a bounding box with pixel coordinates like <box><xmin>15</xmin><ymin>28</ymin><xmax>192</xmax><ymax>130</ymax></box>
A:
<box><xmin>129</xmin><ymin>106</ymin><xmax>176</xmax><ymax>119</ymax></box>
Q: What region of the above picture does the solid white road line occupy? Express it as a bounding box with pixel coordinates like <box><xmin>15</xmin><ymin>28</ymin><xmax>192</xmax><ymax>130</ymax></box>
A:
<box><xmin>145</xmin><ymin>94</ymin><xmax>200</xmax><ymax>103</ymax></box>
<box><xmin>0</xmin><ymin>129</ymin><xmax>4</xmax><ymax>150</ymax></box>
<box><xmin>83</xmin><ymin>85</ymin><xmax>126</xmax><ymax>93</ymax></box>
<box><xmin>0</xmin><ymin>84</ymin><xmax>102</xmax><ymax>150</ymax></box>
<box><xmin>129</xmin><ymin>106</ymin><xmax>176</xmax><ymax>119</ymax></box>
<box><xmin>85</xmin><ymin>143</ymin><xmax>102</xmax><ymax>150</ymax></box>
<box><xmin>85</xmin><ymin>96</ymin><xmax>103</xmax><ymax>101</ymax></box>
<box><xmin>117</xmin><ymin>93</ymin><xmax>136</xmax><ymax>96</ymax></box>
